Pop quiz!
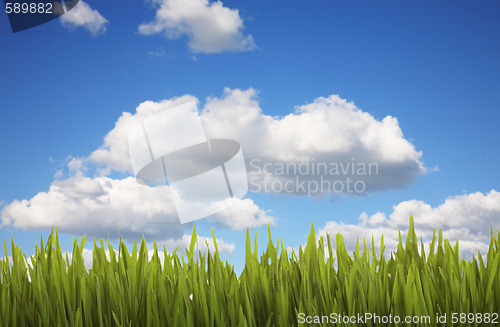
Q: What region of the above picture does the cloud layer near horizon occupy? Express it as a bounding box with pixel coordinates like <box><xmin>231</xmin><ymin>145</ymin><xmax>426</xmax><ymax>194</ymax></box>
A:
<box><xmin>317</xmin><ymin>190</ymin><xmax>500</xmax><ymax>260</ymax></box>
<box><xmin>0</xmin><ymin>175</ymin><xmax>273</xmax><ymax>243</ymax></box>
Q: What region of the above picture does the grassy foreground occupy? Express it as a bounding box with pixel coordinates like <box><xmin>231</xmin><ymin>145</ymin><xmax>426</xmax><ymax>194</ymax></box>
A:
<box><xmin>1</xmin><ymin>216</ymin><xmax>499</xmax><ymax>326</ymax></box>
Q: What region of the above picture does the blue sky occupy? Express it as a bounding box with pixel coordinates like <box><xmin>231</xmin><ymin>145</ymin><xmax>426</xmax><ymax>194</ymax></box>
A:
<box><xmin>1</xmin><ymin>0</ymin><xmax>500</xmax><ymax>271</ymax></box>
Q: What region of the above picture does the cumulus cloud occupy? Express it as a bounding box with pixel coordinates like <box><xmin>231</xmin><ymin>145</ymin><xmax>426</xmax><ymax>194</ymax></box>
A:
<box><xmin>138</xmin><ymin>0</ymin><xmax>256</xmax><ymax>53</ymax></box>
<box><xmin>203</xmin><ymin>89</ymin><xmax>426</xmax><ymax>196</ymax></box>
<box><xmin>0</xmin><ymin>88</ymin><xmax>425</xmax><ymax>249</ymax></box>
<box><xmin>1</xmin><ymin>176</ymin><xmax>180</xmax><ymax>240</ymax></box>
<box><xmin>0</xmin><ymin>174</ymin><xmax>273</xmax><ymax>240</ymax></box>
<box><xmin>90</xmin><ymin>95</ymin><xmax>197</xmax><ymax>173</ymax></box>
<box><xmin>90</xmin><ymin>88</ymin><xmax>426</xmax><ymax>197</ymax></box>
<box><xmin>318</xmin><ymin>190</ymin><xmax>500</xmax><ymax>261</ymax></box>
<box><xmin>206</xmin><ymin>198</ymin><xmax>275</xmax><ymax>230</ymax></box>
<box><xmin>60</xmin><ymin>1</ymin><xmax>108</xmax><ymax>36</ymax></box>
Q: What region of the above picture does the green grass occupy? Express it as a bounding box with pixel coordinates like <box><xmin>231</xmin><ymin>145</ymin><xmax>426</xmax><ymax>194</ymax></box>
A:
<box><xmin>1</xmin><ymin>216</ymin><xmax>499</xmax><ymax>326</ymax></box>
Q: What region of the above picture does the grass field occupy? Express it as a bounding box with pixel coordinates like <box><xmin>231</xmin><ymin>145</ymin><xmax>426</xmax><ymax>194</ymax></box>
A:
<box><xmin>1</xmin><ymin>216</ymin><xmax>499</xmax><ymax>326</ymax></box>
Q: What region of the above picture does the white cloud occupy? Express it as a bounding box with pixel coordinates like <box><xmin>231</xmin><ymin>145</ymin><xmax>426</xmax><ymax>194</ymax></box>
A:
<box><xmin>89</xmin><ymin>95</ymin><xmax>197</xmax><ymax>173</ymax></box>
<box><xmin>0</xmin><ymin>175</ymin><xmax>274</xmax><ymax>239</ymax></box>
<box><xmin>318</xmin><ymin>190</ymin><xmax>500</xmax><ymax>261</ymax></box>
<box><xmin>1</xmin><ymin>176</ymin><xmax>180</xmax><ymax>240</ymax></box>
<box><xmin>202</xmin><ymin>89</ymin><xmax>426</xmax><ymax>196</ymax></box>
<box><xmin>138</xmin><ymin>0</ymin><xmax>256</xmax><ymax>53</ymax></box>
<box><xmin>202</xmin><ymin>88</ymin><xmax>424</xmax><ymax>165</ymax></box>
<box><xmin>207</xmin><ymin>198</ymin><xmax>275</xmax><ymax>230</ymax></box>
<box><xmin>60</xmin><ymin>1</ymin><xmax>108</xmax><ymax>36</ymax></box>
<box><xmin>0</xmin><ymin>88</ymin><xmax>424</xmax><ymax>244</ymax></box>
<box><xmin>90</xmin><ymin>88</ymin><xmax>426</xmax><ymax>197</ymax></box>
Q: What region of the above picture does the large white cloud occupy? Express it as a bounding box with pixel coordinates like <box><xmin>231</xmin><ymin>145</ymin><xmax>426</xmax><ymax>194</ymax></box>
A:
<box><xmin>318</xmin><ymin>190</ymin><xmax>500</xmax><ymax>261</ymax></box>
<box><xmin>203</xmin><ymin>89</ymin><xmax>426</xmax><ymax>196</ymax></box>
<box><xmin>0</xmin><ymin>88</ymin><xmax>425</xmax><ymax>252</ymax></box>
<box><xmin>90</xmin><ymin>88</ymin><xmax>426</xmax><ymax>197</ymax></box>
<box><xmin>1</xmin><ymin>176</ymin><xmax>179</xmax><ymax>240</ymax></box>
<box><xmin>60</xmin><ymin>1</ymin><xmax>108</xmax><ymax>36</ymax></box>
<box><xmin>138</xmin><ymin>0</ymin><xmax>256</xmax><ymax>53</ymax></box>
<box><xmin>0</xmin><ymin>175</ymin><xmax>274</xmax><ymax>241</ymax></box>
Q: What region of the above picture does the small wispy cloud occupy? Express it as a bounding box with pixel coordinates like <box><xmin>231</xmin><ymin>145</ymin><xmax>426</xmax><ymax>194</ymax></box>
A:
<box><xmin>147</xmin><ymin>48</ymin><xmax>174</xmax><ymax>63</ymax></box>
